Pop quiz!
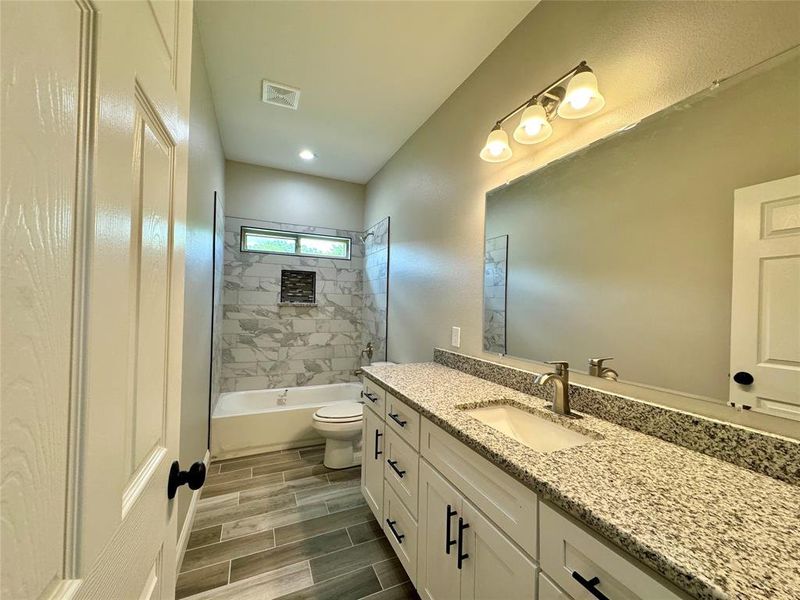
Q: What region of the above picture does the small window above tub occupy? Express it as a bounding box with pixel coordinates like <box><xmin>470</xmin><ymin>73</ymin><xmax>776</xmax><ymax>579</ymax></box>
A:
<box><xmin>240</xmin><ymin>226</ymin><xmax>351</xmax><ymax>260</ymax></box>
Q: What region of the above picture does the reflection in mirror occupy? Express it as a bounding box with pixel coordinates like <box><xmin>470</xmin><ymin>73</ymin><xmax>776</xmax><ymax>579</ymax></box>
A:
<box><xmin>483</xmin><ymin>235</ymin><xmax>508</xmax><ymax>354</ymax></box>
<box><xmin>484</xmin><ymin>48</ymin><xmax>800</xmax><ymax>421</ymax></box>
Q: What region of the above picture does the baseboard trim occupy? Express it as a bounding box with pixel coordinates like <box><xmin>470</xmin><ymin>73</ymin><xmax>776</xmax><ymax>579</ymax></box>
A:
<box><xmin>176</xmin><ymin>449</ymin><xmax>210</xmax><ymax>574</ymax></box>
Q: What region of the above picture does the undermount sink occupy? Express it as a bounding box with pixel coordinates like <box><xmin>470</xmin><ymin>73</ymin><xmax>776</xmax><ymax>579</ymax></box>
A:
<box><xmin>464</xmin><ymin>404</ymin><xmax>594</xmax><ymax>453</ymax></box>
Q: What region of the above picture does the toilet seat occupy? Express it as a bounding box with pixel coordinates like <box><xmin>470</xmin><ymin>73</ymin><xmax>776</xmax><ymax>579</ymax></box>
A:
<box><xmin>313</xmin><ymin>402</ymin><xmax>363</xmax><ymax>423</ymax></box>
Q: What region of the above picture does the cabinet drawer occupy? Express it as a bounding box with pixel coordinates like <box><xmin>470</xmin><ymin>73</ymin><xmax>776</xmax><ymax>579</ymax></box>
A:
<box><xmin>383</xmin><ymin>483</ymin><xmax>418</xmax><ymax>585</ymax></box>
<box><xmin>362</xmin><ymin>377</ymin><xmax>386</xmax><ymax>415</ymax></box>
<box><xmin>420</xmin><ymin>418</ymin><xmax>537</xmax><ymax>558</ymax></box>
<box><xmin>383</xmin><ymin>428</ymin><xmax>419</xmax><ymax>518</ymax></box>
<box><xmin>540</xmin><ymin>502</ymin><xmax>684</xmax><ymax>600</ymax></box>
<box><xmin>385</xmin><ymin>393</ymin><xmax>421</xmax><ymax>450</ymax></box>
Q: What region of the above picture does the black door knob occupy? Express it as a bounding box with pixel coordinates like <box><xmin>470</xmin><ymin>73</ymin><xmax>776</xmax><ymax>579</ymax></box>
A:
<box><xmin>733</xmin><ymin>371</ymin><xmax>754</xmax><ymax>386</ymax></box>
<box><xmin>167</xmin><ymin>460</ymin><xmax>206</xmax><ymax>499</ymax></box>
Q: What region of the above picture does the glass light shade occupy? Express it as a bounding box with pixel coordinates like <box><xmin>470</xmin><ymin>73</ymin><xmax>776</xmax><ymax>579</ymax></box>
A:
<box><xmin>513</xmin><ymin>104</ymin><xmax>553</xmax><ymax>144</ymax></box>
<box><xmin>480</xmin><ymin>128</ymin><xmax>512</xmax><ymax>162</ymax></box>
<box><xmin>557</xmin><ymin>70</ymin><xmax>605</xmax><ymax>119</ymax></box>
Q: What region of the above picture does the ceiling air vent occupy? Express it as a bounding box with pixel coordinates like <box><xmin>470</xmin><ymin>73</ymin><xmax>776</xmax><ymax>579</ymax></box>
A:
<box><xmin>262</xmin><ymin>80</ymin><xmax>300</xmax><ymax>110</ymax></box>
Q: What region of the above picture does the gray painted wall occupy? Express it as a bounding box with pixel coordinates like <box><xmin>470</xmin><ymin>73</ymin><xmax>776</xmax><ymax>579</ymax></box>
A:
<box><xmin>363</xmin><ymin>1</ymin><xmax>800</xmax><ymax>437</ymax></box>
<box><xmin>225</xmin><ymin>160</ymin><xmax>365</xmax><ymax>231</ymax></box>
<box><xmin>179</xmin><ymin>22</ymin><xmax>225</xmax><ymax>530</ymax></box>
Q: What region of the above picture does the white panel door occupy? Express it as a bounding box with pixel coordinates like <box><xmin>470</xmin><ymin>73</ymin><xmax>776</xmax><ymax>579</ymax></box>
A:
<box><xmin>459</xmin><ymin>498</ymin><xmax>537</xmax><ymax>600</ymax></box>
<box><xmin>730</xmin><ymin>175</ymin><xmax>800</xmax><ymax>420</ymax></box>
<box><xmin>2</xmin><ymin>1</ymin><xmax>194</xmax><ymax>599</ymax></box>
<box><xmin>417</xmin><ymin>461</ymin><xmax>461</xmax><ymax>600</ymax></box>
<box><xmin>362</xmin><ymin>407</ymin><xmax>385</xmax><ymax>521</ymax></box>
<box><xmin>1</xmin><ymin>2</ymin><xmax>86</xmax><ymax>597</ymax></box>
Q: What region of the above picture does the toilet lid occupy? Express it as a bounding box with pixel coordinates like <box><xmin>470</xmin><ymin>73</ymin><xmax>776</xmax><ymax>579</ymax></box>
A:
<box><xmin>315</xmin><ymin>402</ymin><xmax>363</xmax><ymax>421</ymax></box>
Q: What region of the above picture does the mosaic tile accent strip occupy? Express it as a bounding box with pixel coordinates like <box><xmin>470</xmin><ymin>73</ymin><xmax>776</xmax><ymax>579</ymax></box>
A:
<box><xmin>433</xmin><ymin>348</ymin><xmax>800</xmax><ymax>486</ymax></box>
<box><xmin>361</xmin><ymin>361</ymin><xmax>800</xmax><ymax>600</ymax></box>
<box><xmin>483</xmin><ymin>235</ymin><xmax>507</xmax><ymax>355</ymax></box>
<box><xmin>280</xmin><ymin>270</ymin><xmax>316</xmax><ymax>304</ymax></box>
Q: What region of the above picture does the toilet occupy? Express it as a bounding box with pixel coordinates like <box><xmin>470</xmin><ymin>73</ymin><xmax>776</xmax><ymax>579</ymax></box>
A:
<box><xmin>312</xmin><ymin>362</ymin><xmax>396</xmax><ymax>469</ymax></box>
<box><xmin>312</xmin><ymin>402</ymin><xmax>365</xmax><ymax>469</ymax></box>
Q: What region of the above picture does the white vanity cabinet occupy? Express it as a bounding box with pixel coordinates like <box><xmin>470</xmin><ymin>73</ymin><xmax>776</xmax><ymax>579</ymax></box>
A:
<box><xmin>539</xmin><ymin>503</ymin><xmax>685</xmax><ymax>600</ymax></box>
<box><xmin>417</xmin><ymin>461</ymin><xmax>463</xmax><ymax>600</ymax></box>
<box><xmin>361</xmin><ymin>405</ymin><xmax>385</xmax><ymax>521</ymax></box>
<box><xmin>361</xmin><ymin>377</ymin><xmax>688</xmax><ymax>600</ymax></box>
<box><xmin>418</xmin><ymin>460</ymin><xmax>537</xmax><ymax>600</ymax></box>
<box><xmin>460</xmin><ymin>499</ymin><xmax>537</xmax><ymax>600</ymax></box>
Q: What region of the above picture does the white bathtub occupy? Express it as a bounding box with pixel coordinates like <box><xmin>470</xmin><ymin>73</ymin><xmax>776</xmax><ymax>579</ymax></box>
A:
<box><xmin>211</xmin><ymin>382</ymin><xmax>363</xmax><ymax>459</ymax></box>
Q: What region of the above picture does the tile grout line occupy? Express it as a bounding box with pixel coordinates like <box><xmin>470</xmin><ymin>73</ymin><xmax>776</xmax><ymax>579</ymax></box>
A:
<box><xmin>177</xmin><ymin>558</ymin><xmax>230</xmax><ymax>577</ymax></box>
<box><xmin>225</xmin><ymin>522</ymin><xmax>379</xmax><ymax>587</ymax></box>
<box><xmin>301</xmin><ymin>546</ymin><xmax>396</xmax><ymax>590</ymax></box>
<box><xmin>272</xmin><ymin>517</ymin><xmax>376</xmax><ymax>548</ymax></box>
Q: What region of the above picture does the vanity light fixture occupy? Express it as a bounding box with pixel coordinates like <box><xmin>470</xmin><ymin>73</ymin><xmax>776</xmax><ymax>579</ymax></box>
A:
<box><xmin>480</xmin><ymin>61</ymin><xmax>605</xmax><ymax>163</ymax></box>
<box><xmin>479</xmin><ymin>125</ymin><xmax>513</xmax><ymax>162</ymax></box>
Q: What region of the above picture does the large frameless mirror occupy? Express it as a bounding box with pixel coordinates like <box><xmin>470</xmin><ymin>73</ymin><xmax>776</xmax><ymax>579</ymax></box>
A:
<box><xmin>483</xmin><ymin>48</ymin><xmax>800</xmax><ymax>421</ymax></box>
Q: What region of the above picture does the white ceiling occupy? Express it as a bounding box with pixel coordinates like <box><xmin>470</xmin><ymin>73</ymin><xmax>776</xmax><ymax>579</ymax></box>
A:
<box><xmin>195</xmin><ymin>1</ymin><xmax>536</xmax><ymax>184</ymax></box>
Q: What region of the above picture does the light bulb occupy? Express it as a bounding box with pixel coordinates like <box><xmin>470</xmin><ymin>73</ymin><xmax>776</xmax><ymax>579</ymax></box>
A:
<box><xmin>480</xmin><ymin>127</ymin><xmax>512</xmax><ymax>163</ymax></box>
<box><xmin>513</xmin><ymin>104</ymin><xmax>552</xmax><ymax>144</ymax></box>
<box><xmin>557</xmin><ymin>69</ymin><xmax>605</xmax><ymax>119</ymax></box>
<box><xmin>568</xmin><ymin>90</ymin><xmax>592</xmax><ymax>110</ymax></box>
<box><xmin>525</xmin><ymin>121</ymin><xmax>542</xmax><ymax>135</ymax></box>
<box><xmin>488</xmin><ymin>142</ymin><xmax>505</xmax><ymax>156</ymax></box>
<box><xmin>299</xmin><ymin>149</ymin><xmax>316</xmax><ymax>160</ymax></box>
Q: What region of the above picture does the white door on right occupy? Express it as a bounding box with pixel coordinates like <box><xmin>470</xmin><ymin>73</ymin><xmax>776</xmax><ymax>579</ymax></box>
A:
<box><xmin>730</xmin><ymin>174</ymin><xmax>800</xmax><ymax>420</ymax></box>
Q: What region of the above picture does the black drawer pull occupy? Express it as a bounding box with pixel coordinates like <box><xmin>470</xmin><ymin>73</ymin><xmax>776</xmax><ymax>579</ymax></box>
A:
<box><xmin>388</xmin><ymin>412</ymin><xmax>407</xmax><ymax>427</ymax></box>
<box><xmin>457</xmin><ymin>517</ymin><xmax>469</xmax><ymax>569</ymax></box>
<box><xmin>374</xmin><ymin>429</ymin><xmax>383</xmax><ymax>460</ymax></box>
<box><xmin>387</xmin><ymin>459</ymin><xmax>406</xmax><ymax>478</ymax></box>
<box><xmin>386</xmin><ymin>519</ymin><xmax>405</xmax><ymax>543</ymax></box>
<box><xmin>445</xmin><ymin>504</ymin><xmax>457</xmax><ymax>554</ymax></box>
<box><xmin>362</xmin><ymin>391</ymin><xmax>379</xmax><ymax>403</ymax></box>
<box><xmin>572</xmin><ymin>572</ymin><xmax>610</xmax><ymax>600</ymax></box>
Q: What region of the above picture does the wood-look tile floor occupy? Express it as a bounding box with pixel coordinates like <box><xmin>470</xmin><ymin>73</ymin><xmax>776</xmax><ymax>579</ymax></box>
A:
<box><xmin>177</xmin><ymin>445</ymin><xmax>420</xmax><ymax>600</ymax></box>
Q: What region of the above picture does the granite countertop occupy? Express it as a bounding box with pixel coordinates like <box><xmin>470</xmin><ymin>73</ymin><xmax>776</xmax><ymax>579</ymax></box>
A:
<box><xmin>361</xmin><ymin>362</ymin><xmax>800</xmax><ymax>600</ymax></box>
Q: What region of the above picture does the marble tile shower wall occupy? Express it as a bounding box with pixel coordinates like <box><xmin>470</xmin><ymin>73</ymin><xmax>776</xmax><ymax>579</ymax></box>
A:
<box><xmin>483</xmin><ymin>235</ymin><xmax>507</xmax><ymax>354</ymax></box>
<box><xmin>362</xmin><ymin>218</ymin><xmax>389</xmax><ymax>362</ymax></box>
<box><xmin>221</xmin><ymin>217</ymin><xmax>365</xmax><ymax>392</ymax></box>
<box><xmin>210</xmin><ymin>199</ymin><xmax>226</xmax><ymax>412</ymax></box>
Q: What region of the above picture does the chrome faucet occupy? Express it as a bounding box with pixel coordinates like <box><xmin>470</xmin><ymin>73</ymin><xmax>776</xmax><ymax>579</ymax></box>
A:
<box><xmin>588</xmin><ymin>357</ymin><xmax>618</xmax><ymax>381</ymax></box>
<box><xmin>361</xmin><ymin>342</ymin><xmax>374</xmax><ymax>362</ymax></box>
<box><xmin>534</xmin><ymin>361</ymin><xmax>571</xmax><ymax>415</ymax></box>
<box><xmin>277</xmin><ymin>389</ymin><xmax>289</xmax><ymax>406</ymax></box>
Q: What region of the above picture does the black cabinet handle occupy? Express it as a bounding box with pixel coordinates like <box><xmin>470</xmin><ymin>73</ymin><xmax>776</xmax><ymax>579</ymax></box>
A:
<box><xmin>362</xmin><ymin>391</ymin><xmax>379</xmax><ymax>403</ymax></box>
<box><xmin>572</xmin><ymin>572</ymin><xmax>610</xmax><ymax>600</ymax></box>
<box><xmin>374</xmin><ymin>430</ymin><xmax>383</xmax><ymax>460</ymax></box>
<box><xmin>733</xmin><ymin>371</ymin><xmax>754</xmax><ymax>386</ymax></box>
<box><xmin>167</xmin><ymin>460</ymin><xmax>206</xmax><ymax>500</ymax></box>
<box><xmin>387</xmin><ymin>459</ymin><xmax>406</xmax><ymax>478</ymax></box>
<box><xmin>386</xmin><ymin>519</ymin><xmax>405</xmax><ymax>543</ymax></box>
<box><xmin>457</xmin><ymin>517</ymin><xmax>469</xmax><ymax>569</ymax></box>
<box><xmin>445</xmin><ymin>504</ymin><xmax>457</xmax><ymax>554</ymax></box>
<box><xmin>388</xmin><ymin>412</ymin><xmax>407</xmax><ymax>427</ymax></box>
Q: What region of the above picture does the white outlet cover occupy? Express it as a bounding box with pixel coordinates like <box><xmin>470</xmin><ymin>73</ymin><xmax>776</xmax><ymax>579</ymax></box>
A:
<box><xmin>451</xmin><ymin>326</ymin><xmax>461</xmax><ymax>348</ymax></box>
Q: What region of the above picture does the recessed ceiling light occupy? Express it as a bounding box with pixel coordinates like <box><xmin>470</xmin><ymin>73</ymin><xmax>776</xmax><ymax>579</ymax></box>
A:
<box><xmin>299</xmin><ymin>149</ymin><xmax>316</xmax><ymax>160</ymax></box>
